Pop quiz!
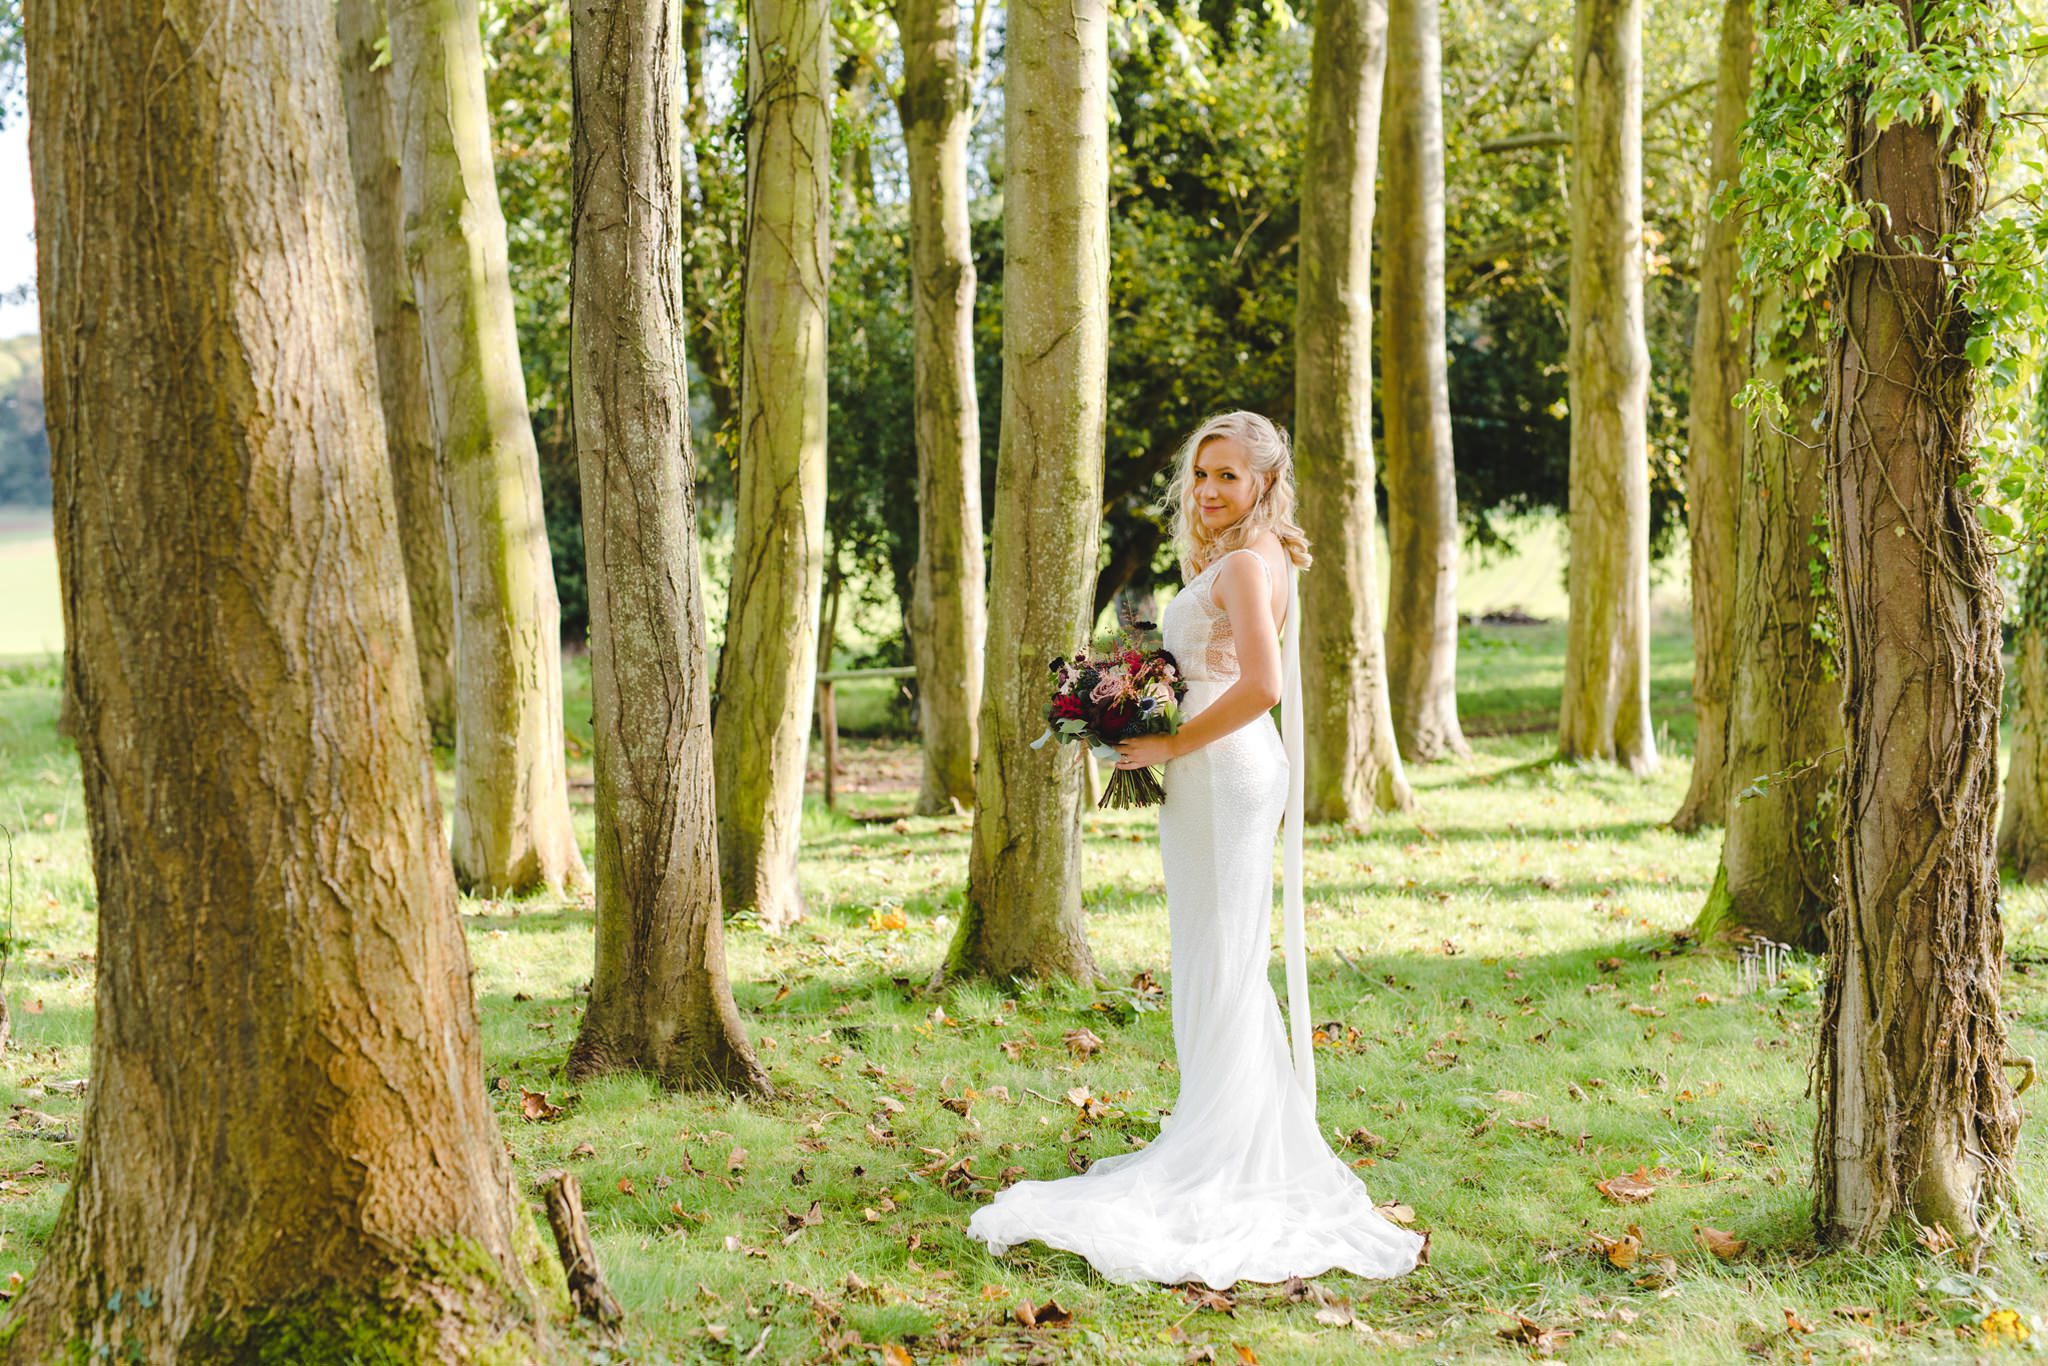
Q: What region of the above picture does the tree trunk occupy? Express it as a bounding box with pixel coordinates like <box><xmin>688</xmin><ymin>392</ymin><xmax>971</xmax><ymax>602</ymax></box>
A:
<box><xmin>897</xmin><ymin>0</ymin><xmax>985</xmax><ymax>818</ymax></box>
<box><xmin>1557</xmin><ymin>0</ymin><xmax>1656</xmax><ymax>774</ymax></box>
<box><xmin>388</xmin><ymin>0</ymin><xmax>588</xmax><ymax>896</ymax></box>
<box><xmin>949</xmin><ymin>0</ymin><xmax>1107</xmax><ymax>982</ymax></box>
<box><xmin>1815</xmin><ymin>22</ymin><xmax>2019</xmax><ymax>1247</ymax></box>
<box><xmin>566</xmin><ymin>0</ymin><xmax>772</xmax><ymax>1094</ymax></box>
<box><xmin>1294</xmin><ymin>0</ymin><xmax>1414</xmax><ymax>822</ymax></box>
<box><xmin>712</xmin><ymin>0</ymin><xmax>833</xmax><ymax>929</ymax></box>
<box><xmin>336</xmin><ymin>0</ymin><xmax>459</xmax><ymax>748</ymax></box>
<box><xmin>1378</xmin><ymin>0</ymin><xmax>1467</xmax><ymax>764</ymax></box>
<box><xmin>1696</xmin><ymin>307</ymin><xmax>1838</xmax><ymax>952</ymax></box>
<box><xmin>1669</xmin><ymin>0</ymin><xmax>1750</xmax><ymax>829</ymax></box>
<box><xmin>1998</xmin><ymin>552</ymin><xmax>2048</xmax><ymax>881</ymax></box>
<box><xmin>11</xmin><ymin>2</ymin><xmax>548</xmax><ymax>1355</ymax></box>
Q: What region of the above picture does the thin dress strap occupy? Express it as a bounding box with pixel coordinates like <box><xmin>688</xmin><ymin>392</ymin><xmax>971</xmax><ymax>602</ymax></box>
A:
<box><xmin>1213</xmin><ymin>546</ymin><xmax>1285</xmax><ymax>632</ymax></box>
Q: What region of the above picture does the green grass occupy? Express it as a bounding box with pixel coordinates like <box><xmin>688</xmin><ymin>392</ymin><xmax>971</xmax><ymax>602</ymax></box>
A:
<box><xmin>2</xmin><ymin>620</ymin><xmax>2048</xmax><ymax>1363</ymax></box>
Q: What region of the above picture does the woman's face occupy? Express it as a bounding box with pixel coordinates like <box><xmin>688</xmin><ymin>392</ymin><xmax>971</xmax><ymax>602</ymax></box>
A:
<box><xmin>1191</xmin><ymin>436</ymin><xmax>1265</xmax><ymax>532</ymax></box>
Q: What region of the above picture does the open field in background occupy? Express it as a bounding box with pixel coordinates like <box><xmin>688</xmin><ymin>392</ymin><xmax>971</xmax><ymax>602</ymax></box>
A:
<box><xmin>2</xmin><ymin>605</ymin><xmax>2047</xmax><ymax>1361</ymax></box>
<box><xmin>0</xmin><ymin>507</ymin><xmax>58</xmax><ymax>662</ymax></box>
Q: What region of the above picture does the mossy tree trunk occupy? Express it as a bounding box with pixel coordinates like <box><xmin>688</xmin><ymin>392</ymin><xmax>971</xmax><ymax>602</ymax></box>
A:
<box><xmin>336</xmin><ymin>0</ymin><xmax>458</xmax><ymax>748</ymax></box>
<box><xmin>11</xmin><ymin>2</ymin><xmax>548</xmax><ymax>1355</ymax></box>
<box><xmin>896</xmin><ymin>0</ymin><xmax>986</xmax><ymax>817</ymax></box>
<box><xmin>1696</xmin><ymin>308</ymin><xmax>1839</xmax><ymax>952</ymax></box>
<box><xmin>1295</xmin><ymin>0</ymin><xmax>1414</xmax><ymax>822</ymax></box>
<box><xmin>1670</xmin><ymin>0</ymin><xmax>1751</xmax><ymax>830</ymax></box>
<box><xmin>566</xmin><ymin>0</ymin><xmax>772</xmax><ymax>1094</ymax></box>
<box><xmin>1998</xmin><ymin>550</ymin><xmax>2048</xmax><ymax>881</ymax></box>
<box><xmin>388</xmin><ymin>0</ymin><xmax>588</xmax><ymax>895</ymax></box>
<box><xmin>1379</xmin><ymin>0</ymin><xmax>1467</xmax><ymax>764</ymax></box>
<box><xmin>711</xmin><ymin>0</ymin><xmax>833</xmax><ymax>929</ymax></box>
<box><xmin>1815</xmin><ymin>20</ymin><xmax>2019</xmax><ymax>1247</ymax></box>
<box><xmin>950</xmin><ymin>0</ymin><xmax>1107</xmax><ymax>981</ymax></box>
<box><xmin>1557</xmin><ymin>0</ymin><xmax>1656</xmax><ymax>774</ymax></box>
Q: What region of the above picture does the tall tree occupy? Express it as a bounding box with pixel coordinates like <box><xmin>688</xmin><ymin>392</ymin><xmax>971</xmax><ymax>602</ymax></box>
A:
<box><xmin>949</xmin><ymin>0</ymin><xmax>1108</xmax><ymax>980</ymax></box>
<box><xmin>712</xmin><ymin>0</ymin><xmax>833</xmax><ymax>929</ymax></box>
<box><xmin>1999</xmin><ymin>549</ymin><xmax>2048</xmax><ymax>881</ymax></box>
<box><xmin>1295</xmin><ymin>0</ymin><xmax>1414</xmax><ymax>821</ymax></box>
<box><xmin>1696</xmin><ymin>309</ymin><xmax>1839</xmax><ymax>951</ymax></box>
<box><xmin>1379</xmin><ymin>0</ymin><xmax>1468</xmax><ymax>764</ymax></box>
<box><xmin>335</xmin><ymin>0</ymin><xmax>459</xmax><ymax>747</ymax></box>
<box><xmin>388</xmin><ymin>0</ymin><xmax>588</xmax><ymax>895</ymax></box>
<box><xmin>567</xmin><ymin>0</ymin><xmax>772</xmax><ymax>1093</ymax></box>
<box><xmin>1814</xmin><ymin>2</ymin><xmax>2019</xmax><ymax>1245</ymax></box>
<box><xmin>11</xmin><ymin>1</ymin><xmax>548</xmax><ymax>1354</ymax></box>
<box><xmin>1670</xmin><ymin>0</ymin><xmax>1750</xmax><ymax>829</ymax></box>
<box><xmin>1557</xmin><ymin>0</ymin><xmax>1656</xmax><ymax>774</ymax></box>
<box><xmin>896</xmin><ymin>0</ymin><xmax>986</xmax><ymax>815</ymax></box>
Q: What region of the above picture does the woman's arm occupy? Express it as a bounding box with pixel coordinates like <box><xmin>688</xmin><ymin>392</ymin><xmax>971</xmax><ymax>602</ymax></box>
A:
<box><xmin>1114</xmin><ymin>550</ymin><xmax>1282</xmax><ymax>769</ymax></box>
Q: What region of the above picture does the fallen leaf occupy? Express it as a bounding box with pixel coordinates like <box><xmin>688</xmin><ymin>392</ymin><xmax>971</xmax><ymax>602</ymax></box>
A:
<box><xmin>1588</xmin><ymin>1227</ymin><xmax>1641</xmax><ymax>1269</ymax></box>
<box><xmin>1696</xmin><ymin>1226</ymin><xmax>1746</xmax><ymax>1260</ymax></box>
<box><xmin>1497</xmin><ymin>1313</ymin><xmax>1576</xmax><ymax>1356</ymax></box>
<box><xmin>569</xmin><ymin>1142</ymin><xmax>596</xmax><ymax>1160</ymax></box>
<box><xmin>1783</xmin><ymin>1307</ymin><xmax>1814</xmax><ymax>1335</ymax></box>
<box><xmin>866</xmin><ymin>908</ymin><xmax>909</xmax><ymax>933</ymax></box>
<box><xmin>1594</xmin><ymin>1165</ymin><xmax>1659</xmax><ymax>1204</ymax></box>
<box><xmin>1180</xmin><ymin>1286</ymin><xmax>1236</xmax><ymax>1315</ymax></box>
<box><xmin>519</xmin><ymin>1089</ymin><xmax>563</xmax><ymax>1122</ymax></box>
<box><xmin>879</xmin><ymin>1345</ymin><xmax>914</xmax><ymax>1366</ymax></box>
<box><xmin>1374</xmin><ymin>1202</ymin><xmax>1416</xmax><ymax>1225</ymax></box>
<box><xmin>726</xmin><ymin>1146</ymin><xmax>748</xmax><ymax>1172</ymax></box>
<box><xmin>1064</xmin><ymin>1027</ymin><xmax>1106</xmax><ymax>1058</ymax></box>
<box><xmin>1014</xmin><ymin>1299</ymin><xmax>1072</xmax><ymax>1329</ymax></box>
<box><xmin>1233</xmin><ymin>1346</ymin><xmax>1260</xmax><ymax>1365</ymax></box>
<box><xmin>616</xmin><ymin>1176</ymin><xmax>635</xmax><ymax>1196</ymax></box>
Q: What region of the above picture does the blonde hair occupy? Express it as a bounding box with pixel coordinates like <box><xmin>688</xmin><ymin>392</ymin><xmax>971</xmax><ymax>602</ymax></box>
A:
<box><xmin>1162</xmin><ymin>410</ymin><xmax>1313</xmax><ymax>579</ymax></box>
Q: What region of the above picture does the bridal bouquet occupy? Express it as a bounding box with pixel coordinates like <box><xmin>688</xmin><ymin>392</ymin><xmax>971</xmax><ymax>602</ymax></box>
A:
<box><xmin>1031</xmin><ymin>628</ymin><xmax>1187</xmax><ymax>809</ymax></box>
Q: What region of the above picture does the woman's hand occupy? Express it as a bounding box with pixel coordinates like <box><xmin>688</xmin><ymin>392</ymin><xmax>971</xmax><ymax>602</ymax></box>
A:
<box><xmin>1114</xmin><ymin>733</ymin><xmax>1179</xmax><ymax>769</ymax></box>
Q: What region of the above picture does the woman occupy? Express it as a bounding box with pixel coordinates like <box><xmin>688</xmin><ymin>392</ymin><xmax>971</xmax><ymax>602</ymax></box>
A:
<box><xmin>966</xmin><ymin>411</ymin><xmax>1427</xmax><ymax>1288</ymax></box>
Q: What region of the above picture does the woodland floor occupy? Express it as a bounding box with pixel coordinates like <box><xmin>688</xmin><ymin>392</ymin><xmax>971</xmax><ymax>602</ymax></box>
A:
<box><xmin>1</xmin><ymin>618</ymin><xmax>2047</xmax><ymax>1363</ymax></box>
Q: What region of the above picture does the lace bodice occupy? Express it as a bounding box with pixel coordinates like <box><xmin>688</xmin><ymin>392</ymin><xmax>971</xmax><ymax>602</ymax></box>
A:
<box><xmin>1161</xmin><ymin>547</ymin><xmax>1284</xmax><ymax>684</ymax></box>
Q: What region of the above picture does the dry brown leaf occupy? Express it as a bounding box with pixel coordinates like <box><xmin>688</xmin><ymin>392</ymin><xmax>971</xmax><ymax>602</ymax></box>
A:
<box><xmin>1181</xmin><ymin>1285</ymin><xmax>1237</xmax><ymax>1315</ymax></box>
<box><xmin>878</xmin><ymin>1345</ymin><xmax>913</xmax><ymax>1366</ymax></box>
<box><xmin>1783</xmin><ymin>1307</ymin><xmax>1814</xmax><ymax>1335</ymax></box>
<box><xmin>1497</xmin><ymin>1313</ymin><xmax>1576</xmax><ymax>1356</ymax></box>
<box><xmin>1064</xmin><ymin>1027</ymin><xmax>1106</xmax><ymax>1058</ymax></box>
<box><xmin>1588</xmin><ymin>1227</ymin><xmax>1641</xmax><ymax>1269</ymax></box>
<box><xmin>569</xmin><ymin>1141</ymin><xmax>596</xmax><ymax>1159</ymax></box>
<box><xmin>1014</xmin><ymin>1299</ymin><xmax>1072</xmax><ymax>1329</ymax></box>
<box><xmin>1233</xmin><ymin>1346</ymin><xmax>1260</xmax><ymax>1365</ymax></box>
<box><xmin>726</xmin><ymin>1146</ymin><xmax>748</xmax><ymax>1172</ymax></box>
<box><xmin>1374</xmin><ymin>1202</ymin><xmax>1416</xmax><ymax>1225</ymax></box>
<box><xmin>1697</xmin><ymin>1226</ymin><xmax>1746</xmax><ymax>1260</ymax></box>
<box><xmin>616</xmin><ymin>1176</ymin><xmax>635</xmax><ymax>1196</ymax></box>
<box><xmin>518</xmin><ymin>1089</ymin><xmax>563</xmax><ymax>1122</ymax></box>
<box><xmin>1594</xmin><ymin>1165</ymin><xmax>1659</xmax><ymax>1204</ymax></box>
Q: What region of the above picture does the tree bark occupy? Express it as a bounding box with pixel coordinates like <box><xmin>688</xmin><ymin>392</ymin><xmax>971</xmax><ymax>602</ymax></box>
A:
<box><xmin>1998</xmin><ymin>552</ymin><xmax>2048</xmax><ymax>881</ymax></box>
<box><xmin>566</xmin><ymin>0</ymin><xmax>772</xmax><ymax>1094</ymax></box>
<box><xmin>1294</xmin><ymin>0</ymin><xmax>1414</xmax><ymax>822</ymax></box>
<box><xmin>712</xmin><ymin>0</ymin><xmax>833</xmax><ymax>929</ymax></box>
<box><xmin>388</xmin><ymin>0</ymin><xmax>588</xmax><ymax>896</ymax></box>
<box><xmin>1815</xmin><ymin>19</ymin><xmax>2019</xmax><ymax>1247</ymax></box>
<box><xmin>1696</xmin><ymin>308</ymin><xmax>1838</xmax><ymax>952</ymax></box>
<box><xmin>11</xmin><ymin>2</ymin><xmax>547</xmax><ymax>1355</ymax></box>
<box><xmin>949</xmin><ymin>0</ymin><xmax>1107</xmax><ymax>981</ymax></box>
<box><xmin>1669</xmin><ymin>0</ymin><xmax>1750</xmax><ymax>829</ymax></box>
<box><xmin>1379</xmin><ymin>0</ymin><xmax>1468</xmax><ymax>764</ymax></box>
<box><xmin>896</xmin><ymin>0</ymin><xmax>986</xmax><ymax>817</ymax></box>
<box><xmin>336</xmin><ymin>0</ymin><xmax>459</xmax><ymax>748</ymax></box>
<box><xmin>1557</xmin><ymin>0</ymin><xmax>1656</xmax><ymax>774</ymax></box>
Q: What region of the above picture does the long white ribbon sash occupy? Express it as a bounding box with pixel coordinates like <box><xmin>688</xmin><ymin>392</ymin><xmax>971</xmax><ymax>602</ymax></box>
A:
<box><xmin>1279</xmin><ymin>566</ymin><xmax>1314</xmax><ymax>1114</ymax></box>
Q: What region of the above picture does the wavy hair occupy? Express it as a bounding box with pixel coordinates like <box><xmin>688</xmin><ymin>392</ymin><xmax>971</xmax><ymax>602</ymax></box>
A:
<box><xmin>1161</xmin><ymin>410</ymin><xmax>1313</xmax><ymax>580</ymax></box>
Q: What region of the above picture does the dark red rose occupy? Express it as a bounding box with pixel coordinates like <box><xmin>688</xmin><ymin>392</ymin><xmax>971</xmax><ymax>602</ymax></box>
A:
<box><xmin>1051</xmin><ymin>694</ymin><xmax>1084</xmax><ymax>720</ymax></box>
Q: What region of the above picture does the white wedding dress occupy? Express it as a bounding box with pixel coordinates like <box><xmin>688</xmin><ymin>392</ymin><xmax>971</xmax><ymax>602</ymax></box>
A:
<box><xmin>968</xmin><ymin>547</ymin><xmax>1427</xmax><ymax>1288</ymax></box>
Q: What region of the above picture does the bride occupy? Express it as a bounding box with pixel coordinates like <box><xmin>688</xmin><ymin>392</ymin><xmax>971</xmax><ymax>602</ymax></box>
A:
<box><xmin>966</xmin><ymin>410</ymin><xmax>1427</xmax><ymax>1289</ymax></box>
